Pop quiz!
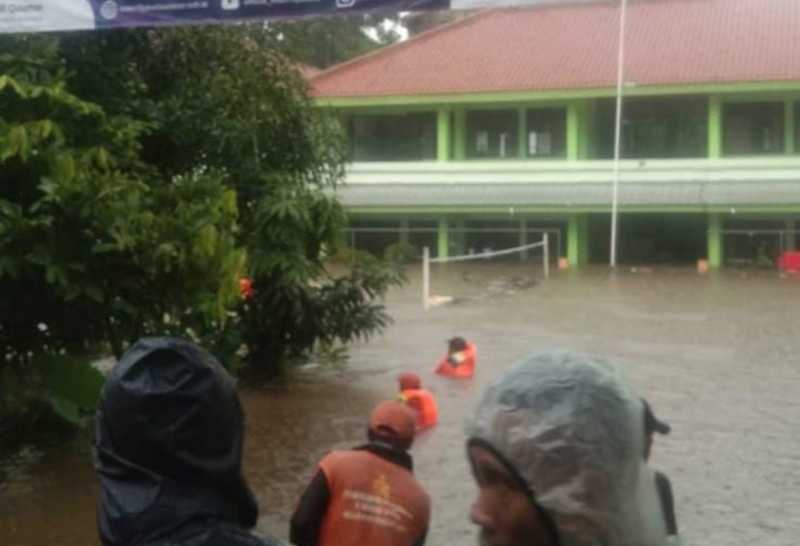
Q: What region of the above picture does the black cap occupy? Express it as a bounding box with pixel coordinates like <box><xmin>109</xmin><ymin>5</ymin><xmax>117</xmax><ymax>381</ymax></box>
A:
<box><xmin>642</xmin><ymin>398</ymin><xmax>671</xmax><ymax>435</ymax></box>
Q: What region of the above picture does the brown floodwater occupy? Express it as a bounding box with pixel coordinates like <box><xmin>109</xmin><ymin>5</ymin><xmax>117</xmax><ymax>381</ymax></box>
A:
<box><xmin>2</xmin><ymin>265</ymin><xmax>800</xmax><ymax>546</ymax></box>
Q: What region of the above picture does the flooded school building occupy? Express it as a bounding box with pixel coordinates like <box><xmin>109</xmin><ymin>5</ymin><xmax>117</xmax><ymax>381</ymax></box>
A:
<box><xmin>310</xmin><ymin>0</ymin><xmax>800</xmax><ymax>268</ymax></box>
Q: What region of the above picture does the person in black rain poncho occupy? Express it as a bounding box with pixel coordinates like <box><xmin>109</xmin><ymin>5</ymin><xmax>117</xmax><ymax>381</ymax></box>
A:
<box><xmin>94</xmin><ymin>337</ymin><xmax>282</xmax><ymax>546</ymax></box>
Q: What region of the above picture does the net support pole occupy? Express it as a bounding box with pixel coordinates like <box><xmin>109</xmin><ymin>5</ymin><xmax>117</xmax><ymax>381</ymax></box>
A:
<box><xmin>422</xmin><ymin>246</ymin><xmax>430</xmax><ymax>311</ymax></box>
<box><xmin>543</xmin><ymin>233</ymin><xmax>550</xmax><ymax>279</ymax></box>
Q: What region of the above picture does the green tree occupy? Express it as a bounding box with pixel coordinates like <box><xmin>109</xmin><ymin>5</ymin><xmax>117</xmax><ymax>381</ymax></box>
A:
<box><xmin>261</xmin><ymin>15</ymin><xmax>403</xmax><ymax>69</ymax></box>
<box><xmin>118</xmin><ymin>25</ymin><xmax>402</xmax><ymax>375</ymax></box>
<box><xmin>1</xmin><ymin>24</ymin><xmax>402</xmax><ymax>399</ymax></box>
<box><xmin>402</xmin><ymin>11</ymin><xmax>474</xmax><ymax>37</ymax></box>
<box><xmin>0</xmin><ymin>36</ymin><xmax>245</xmax><ymax>427</ymax></box>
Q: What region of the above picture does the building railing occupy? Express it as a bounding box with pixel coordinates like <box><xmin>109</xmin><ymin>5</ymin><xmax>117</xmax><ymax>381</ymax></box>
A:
<box><xmin>344</xmin><ymin>157</ymin><xmax>800</xmax><ymax>185</ymax></box>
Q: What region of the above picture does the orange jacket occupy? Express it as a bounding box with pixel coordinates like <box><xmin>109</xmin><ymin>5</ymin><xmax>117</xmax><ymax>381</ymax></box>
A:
<box><xmin>435</xmin><ymin>342</ymin><xmax>476</xmax><ymax>379</ymax></box>
<box><xmin>399</xmin><ymin>389</ymin><xmax>438</xmax><ymax>429</ymax></box>
<box><xmin>316</xmin><ymin>450</ymin><xmax>430</xmax><ymax>546</ymax></box>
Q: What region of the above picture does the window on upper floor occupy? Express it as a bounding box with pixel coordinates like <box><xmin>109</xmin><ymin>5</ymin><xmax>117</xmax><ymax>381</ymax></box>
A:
<box><xmin>526</xmin><ymin>108</ymin><xmax>567</xmax><ymax>158</ymax></box>
<box><xmin>348</xmin><ymin>112</ymin><xmax>436</xmax><ymax>161</ymax></box>
<box><xmin>466</xmin><ymin>110</ymin><xmax>518</xmax><ymax>159</ymax></box>
<box><xmin>593</xmin><ymin>96</ymin><xmax>708</xmax><ymax>159</ymax></box>
<box><xmin>723</xmin><ymin>102</ymin><xmax>784</xmax><ymax>156</ymax></box>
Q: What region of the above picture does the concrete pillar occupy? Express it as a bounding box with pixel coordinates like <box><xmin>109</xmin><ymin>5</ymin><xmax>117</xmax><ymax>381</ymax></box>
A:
<box><xmin>567</xmin><ymin>214</ymin><xmax>589</xmax><ymax>267</ymax></box>
<box><xmin>708</xmin><ymin>213</ymin><xmax>724</xmax><ymax>269</ymax></box>
<box><xmin>708</xmin><ymin>95</ymin><xmax>722</xmax><ymax>158</ymax></box>
<box><xmin>437</xmin><ymin>109</ymin><xmax>450</xmax><ymax>161</ymax></box>
<box><xmin>437</xmin><ymin>218</ymin><xmax>449</xmax><ymax>259</ymax></box>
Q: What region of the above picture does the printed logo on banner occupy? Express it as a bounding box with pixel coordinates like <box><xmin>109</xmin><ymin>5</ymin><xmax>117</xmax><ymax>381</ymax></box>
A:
<box><xmin>99</xmin><ymin>0</ymin><xmax>120</xmax><ymax>20</ymax></box>
<box><xmin>221</xmin><ymin>0</ymin><xmax>240</xmax><ymax>9</ymax></box>
<box><xmin>336</xmin><ymin>0</ymin><xmax>356</xmax><ymax>8</ymax></box>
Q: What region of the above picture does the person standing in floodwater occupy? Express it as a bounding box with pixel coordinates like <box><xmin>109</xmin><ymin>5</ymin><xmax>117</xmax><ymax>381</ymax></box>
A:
<box><xmin>397</xmin><ymin>372</ymin><xmax>439</xmax><ymax>429</ymax></box>
<box><xmin>290</xmin><ymin>401</ymin><xmax>430</xmax><ymax>546</ymax></box>
<box><xmin>93</xmin><ymin>337</ymin><xmax>282</xmax><ymax>546</ymax></box>
<box><xmin>435</xmin><ymin>336</ymin><xmax>477</xmax><ymax>379</ymax></box>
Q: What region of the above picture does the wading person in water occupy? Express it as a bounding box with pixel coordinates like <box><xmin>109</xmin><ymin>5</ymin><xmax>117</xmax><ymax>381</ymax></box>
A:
<box><xmin>290</xmin><ymin>401</ymin><xmax>430</xmax><ymax>546</ymax></box>
<box><xmin>94</xmin><ymin>337</ymin><xmax>281</xmax><ymax>546</ymax></box>
<box><xmin>397</xmin><ymin>372</ymin><xmax>439</xmax><ymax>429</ymax></box>
<box><xmin>435</xmin><ymin>336</ymin><xmax>477</xmax><ymax>378</ymax></box>
<box><xmin>466</xmin><ymin>351</ymin><xmax>672</xmax><ymax>546</ymax></box>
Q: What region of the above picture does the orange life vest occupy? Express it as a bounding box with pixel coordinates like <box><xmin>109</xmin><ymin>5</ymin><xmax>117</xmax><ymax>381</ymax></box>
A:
<box><xmin>435</xmin><ymin>342</ymin><xmax>477</xmax><ymax>378</ymax></box>
<box><xmin>317</xmin><ymin>450</ymin><xmax>430</xmax><ymax>546</ymax></box>
<box><xmin>399</xmin><ymin>389</ymin><xmax>439</xmax><ymax>429</ymax></box>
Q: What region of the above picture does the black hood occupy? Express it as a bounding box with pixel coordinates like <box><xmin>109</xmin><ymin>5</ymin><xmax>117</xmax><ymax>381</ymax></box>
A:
<box><xmin>94</xmin><ymin>337</ymin><xmax>259</xmax><ymax>546</ymax></box>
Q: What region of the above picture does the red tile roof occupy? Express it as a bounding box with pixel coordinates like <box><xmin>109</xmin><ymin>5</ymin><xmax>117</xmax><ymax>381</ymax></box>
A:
<box><xmin>311</xmin><ymin>0</ymin><xmax>800</xmax><ymax>98</ymax></box>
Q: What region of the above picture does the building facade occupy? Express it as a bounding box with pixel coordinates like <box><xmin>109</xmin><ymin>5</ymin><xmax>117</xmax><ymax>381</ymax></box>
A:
<box><xmin>311</xmin><ymin>0</ymin><xmax>800</xmax><ymax>268</ymax></box>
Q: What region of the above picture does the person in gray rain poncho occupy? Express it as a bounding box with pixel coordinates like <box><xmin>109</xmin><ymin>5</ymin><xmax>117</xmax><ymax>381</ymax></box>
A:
<box><xmin>94</xmin><ymin>337</ymin><xmax>283</xmax><ymax>546</ymax></box>
<box><xmin>466</xmin><ymin>351</ymin><xmax>676</xmax><ymax>546</ymax></box>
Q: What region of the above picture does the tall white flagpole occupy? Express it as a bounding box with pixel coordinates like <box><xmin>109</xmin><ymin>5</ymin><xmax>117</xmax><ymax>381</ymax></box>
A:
<box><xmin>610</xmin><ymin>0</ymin><xmax>628</xmax><ymax>268</ymax></box>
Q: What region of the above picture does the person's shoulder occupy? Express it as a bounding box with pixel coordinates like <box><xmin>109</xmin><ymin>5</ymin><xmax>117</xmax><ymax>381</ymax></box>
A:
<box><xmin>403</xmin><ymin>470</ymin><xmax>431</xmax><ymax>505</ymax></box>
<box><xmin>320</xmin><ymin>449</ymin><xmax>357</xmax><ymax>463</ymax></box>
<box><xmin>319</xmin><ymin>449</ymin><xmax>361</xmax><ymax>473</ymax></box>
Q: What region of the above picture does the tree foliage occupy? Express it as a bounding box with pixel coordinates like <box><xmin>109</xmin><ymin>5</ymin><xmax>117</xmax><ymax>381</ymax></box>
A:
<box><xmin>0</xmin><ymin>25</ymin><xmax>402</xmax><ymax>393</ymax></box>
<box><xmin>260</xmin><ymin>14</ymin><xmax>403</xmax><ymax>69</ymax></box>
<box><xmin>0</xmin><ymin>36</ymin><xmax>244</xmax><ymax>367</ymax></box>
<box><xmin>114</xmin><ymin>25</ymin><xmax>402</xmax><ymax>374</ymax></box>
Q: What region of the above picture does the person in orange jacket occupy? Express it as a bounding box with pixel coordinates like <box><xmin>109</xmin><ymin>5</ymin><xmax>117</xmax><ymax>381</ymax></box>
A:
<box><xmin>397</xmin><ymin>373</ymin><xmax>439</xmax><ymax>429</ymax></box>
<box><xmin>435</xmin><ymin>336</ymin><xmax>477</xmax><ymax>379</ymax></box>
<box><xmin>290</xmin><ymin>401</ymin><xmax>431</xmax><ymax>546</ymax></box>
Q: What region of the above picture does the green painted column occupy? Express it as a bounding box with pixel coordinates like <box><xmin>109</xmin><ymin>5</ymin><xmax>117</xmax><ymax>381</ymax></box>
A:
<box><xmin>518</xmin><ymin>107</ymin><xmax>527</xmax><ymax>159</ymax></box>
<box><xmin>567</xmin><ymin>214</ymin><xmax>588</xmax><ymax>267</ymax></box>
<box><xmin>453</xmin><ymin>109</ymin><xmax>467</xmax><ymax>160</ymax></box>
<box><xmin>437</xmin><ymin>109</ymin><xmax>451</xmax><ymax>161</ymax></box>
<box><xmin>567</xmin><ymin>103</ymin><xmax>580</xmax><ymax>161</ymax></box>
<box><xmin>437</xmin><ymin>218</ymin><xmax>449</xmax><ymax>259</ymax></box>
<box><xmin>708</xmin><ymin>95</ymin><xmax>722</xmax><ymax>158</ymax></box>
<box><xmin>785</xmin><ymin>99</ymin><xmax>795</xmax><ymax>154</ymax></box>
<box><xmin>708</xmin><ymin>213</ymin><xmax>724</xmax><ymax>269</ymax></box>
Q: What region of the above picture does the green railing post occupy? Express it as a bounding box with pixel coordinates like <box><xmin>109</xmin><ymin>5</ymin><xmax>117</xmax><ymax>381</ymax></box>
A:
<box><xmin>437</xmin><ymin>218</ymin><xmax>449</xmax><ymax>259</ymax></box>
<box><xmin>708</xmin><ymin>213</ymin><xmax>723</xmax><ymax>268</ymax></box>
<box><xmin>437</xmin><ymin>109</ymin><xmax>451</xmax><ymax>161</ymax></box>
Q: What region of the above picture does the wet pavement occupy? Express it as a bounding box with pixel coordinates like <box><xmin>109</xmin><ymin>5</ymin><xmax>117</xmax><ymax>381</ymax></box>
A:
<box><xmin>2</xmin><ymin>265</ymin><xmax>800</xmax><ymax>546</ymax></box>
